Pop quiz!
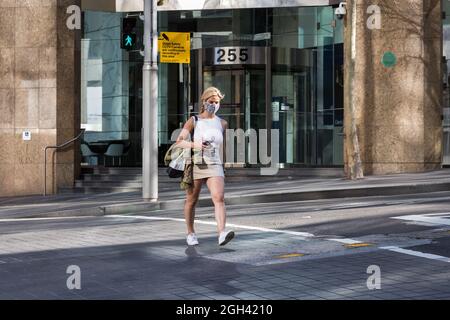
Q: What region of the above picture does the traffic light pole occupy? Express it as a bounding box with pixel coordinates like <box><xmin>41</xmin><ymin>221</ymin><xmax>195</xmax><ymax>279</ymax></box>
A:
<box><xmin>143</xmin><ymin>0</ymin><xmax>158</xmax><ymax>201</ymax></box>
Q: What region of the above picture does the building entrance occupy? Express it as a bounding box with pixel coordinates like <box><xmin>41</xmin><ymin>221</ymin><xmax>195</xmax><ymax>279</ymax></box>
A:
<box><xmin>80</xmin><ymin>6</ymin><xmax>345</xmax><ymax>169</ymax></box>
<box><xmin>202</xmin><ymin>66</ymin><xmax>266</xmax><ymax>166</ymax></box>
<box><xmin>189</xmin><ymin>45</ymin><xmax>343</xmax><ymax>167</ymax></box>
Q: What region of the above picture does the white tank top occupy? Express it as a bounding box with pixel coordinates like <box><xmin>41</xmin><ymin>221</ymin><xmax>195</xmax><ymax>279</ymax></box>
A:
<box><xmin>193</xmin><ymin>116</ymin><xmax>224</xmax><ymax>165</ymax></box>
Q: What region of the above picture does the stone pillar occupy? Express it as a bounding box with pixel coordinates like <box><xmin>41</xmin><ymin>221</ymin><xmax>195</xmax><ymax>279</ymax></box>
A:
<box><xmin>344</xmin><ymin>0</ymin><xmax>443</xmax><ymax>176</ymax></box>
<box><xmin>0</xmin><ymin>0</ymin><xmax>81</xmax><ymax>197</ymax></box>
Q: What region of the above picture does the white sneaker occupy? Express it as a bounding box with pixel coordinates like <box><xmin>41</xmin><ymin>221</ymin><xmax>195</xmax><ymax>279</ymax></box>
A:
<box><xmin>186</xmin><ymin>233</ymin><xmax>199</xmax><ymax>246</ymax></box>
<box><xmin>218</xmin><ymin>230</ymin><xmax>235</xmax><ymax>246</ymax></box>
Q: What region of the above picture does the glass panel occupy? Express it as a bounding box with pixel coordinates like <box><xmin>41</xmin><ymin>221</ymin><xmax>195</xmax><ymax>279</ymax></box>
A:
<box><xmin>203</xmin><ymin>69</ymin><xmax>244</xmax><ymax>130</ymax></box>
<box><xmin>81</xmin><ymin>11</ymin><xmax>146</xmax><ymax>167</ymax></box>
<box><xmin>272</xmin><ymin>73</ymin><xmax>294</xmax><ymax>164</ymax></box>
<box><xmin>270</xmin><ymin>6</ymin><xmax>343</xmax><ymax>166</ymax></box>
<box><xmin>81</xmin><ymin>11</ymin><xmax>130</xmax><ymax>166</ymax></box>
<box><xmin>247</xmin><ymin>69</ymin><xmax>266</xmax><ymax>165</ymax></box>
<box><xmin>126</xmin><ymin>48</ymin><xmax>144</xmax><ymax>167</ymax></box>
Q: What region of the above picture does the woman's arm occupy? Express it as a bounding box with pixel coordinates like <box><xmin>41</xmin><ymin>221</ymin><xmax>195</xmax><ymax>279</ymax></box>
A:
<box><xmin>175</xmin><ymin>117</ymin><xmax>203</xmax><ymax>149</ymax></box>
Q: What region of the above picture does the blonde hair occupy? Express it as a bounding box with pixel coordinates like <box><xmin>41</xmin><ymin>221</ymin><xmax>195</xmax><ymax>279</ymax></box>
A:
<box><xmin>199</xmin><ymin>87</ymin><xmax>225</xmax><ymax>113</ymax></box>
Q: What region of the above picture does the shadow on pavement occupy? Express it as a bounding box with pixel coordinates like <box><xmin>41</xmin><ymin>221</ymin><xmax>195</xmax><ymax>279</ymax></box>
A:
<box><xmin>183</xmin><ymin>246</ymin><xmax>242</xmax><ymax>296</ymax></box>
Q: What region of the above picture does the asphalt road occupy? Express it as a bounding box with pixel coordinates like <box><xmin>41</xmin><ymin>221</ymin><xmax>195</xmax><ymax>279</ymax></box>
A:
<box><xmin>0</xmin><ymin>191</ymin><xmax>449</xmax><ymax>300</ymax></box>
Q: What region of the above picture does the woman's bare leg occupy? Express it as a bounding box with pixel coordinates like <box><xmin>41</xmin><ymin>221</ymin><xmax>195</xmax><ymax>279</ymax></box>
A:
<box><xmin>206</xmin><ymin>176</ymin><xmax>226</xmax><ymax>234</ymax></box>
<box><xmin>184</xmin><ymin>179</ymin><xmax>203</xmax><ymax>234</ymax></box>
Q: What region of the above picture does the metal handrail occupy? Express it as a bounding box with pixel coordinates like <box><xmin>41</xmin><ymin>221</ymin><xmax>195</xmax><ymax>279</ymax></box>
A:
<box><xmin>43</xmin><ymin>129</ymin><xmax>86</xmax><ymax>196</ymax></box>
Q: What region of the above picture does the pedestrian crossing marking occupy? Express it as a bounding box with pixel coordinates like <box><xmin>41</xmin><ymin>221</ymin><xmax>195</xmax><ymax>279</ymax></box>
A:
<box><xmin>393</xmin><ymin>213</ymin><xmax>450</xmax><ymax>226</ymax></box>
<box><xmin>380</xmin><ymin>246</ymin><xmax>450</xmax><ymax>263</ymax></box>
<box><xmin>275</xmin><ymin>253</ymin><xmax>305</xmax><ymax>259</ymax></box>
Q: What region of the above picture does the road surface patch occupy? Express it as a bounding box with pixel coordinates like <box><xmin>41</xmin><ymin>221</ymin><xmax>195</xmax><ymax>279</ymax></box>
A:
<box><xmin>344</xmin><ymin>243</ymin><xmax>374</xmax><ymax>249</ymax></box>
<box><xmin>274</xmin><ymin>253</ymin><xmax>305</xmax><ymax>259</ymax></box>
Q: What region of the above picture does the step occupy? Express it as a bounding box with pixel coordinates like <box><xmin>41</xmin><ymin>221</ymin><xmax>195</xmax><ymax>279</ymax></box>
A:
<box><xmin>75</xmin><ymin>174</ymin><xmax>326</xmax><ymax>191</ymax></box>
<box><xmin>81</xmin><ymin>174</ymin><xmax>143</xmax><ymax>181</ymax></box>
<box><xmin>80</xmin><ymin>166</ymin><xmax>344</xmax><ymax>177</ymax></box>
<box><xmin>80</xmin><ymin>173</ymin><xmax>178</xmax><ymax>182</ymax></box>
<box><xmin>59</xmin><ymin>186</ymin><xmax>142</xmax><ymax>194</ymax></box>
<box><xmin>75</xmin><ymin>180</ymin><xmax>144</xmax><ymax>188</ymax></box>
<box><xmin>71</xmin><ymin>166</ymin><xmax>346</xmax><ymax>194</ymax></box>
<box><xmin>81</xmin><ymin>167</ymin><xmax>142</xmax><ymax>175</ymax></box>
<box><xmin>224</xmin><ymin>167</ymin><xmax>344</xmax><ymax>177</ymax></box>
<box><xmin>80</xmin><ymin>174</ymin><xmax>309</xmax><ymax>182</ymax></box>
<box><xmin>79</xmin><ymin>176</ymin><xmax>180</xmax><ymax>185</ymax></box>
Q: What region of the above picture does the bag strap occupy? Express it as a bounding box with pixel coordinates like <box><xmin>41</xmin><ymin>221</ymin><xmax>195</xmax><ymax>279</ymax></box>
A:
<box><xmin>190</xmin><ymin>116</ymin><xmax>197</xmax><ymax>164</ymax></box>
<box><xmin>191</xmin><ymin>115</ymin><xmax>197</xmax><ymax>137</ymax></box>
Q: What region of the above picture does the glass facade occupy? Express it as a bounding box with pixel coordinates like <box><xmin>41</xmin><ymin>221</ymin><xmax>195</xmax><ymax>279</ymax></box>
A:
<box><xmin>81</xmin><ymin>11</ymin><xmax>144</xmax><ymax>166</ymax></box>
<box><xmin>80</xmin><ymin>5</ymin><xmax>344</xmax><ymax>167</ymax></box>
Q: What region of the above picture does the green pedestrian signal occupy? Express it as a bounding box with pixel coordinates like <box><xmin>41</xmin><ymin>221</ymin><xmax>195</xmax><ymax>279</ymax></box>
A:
<box><xmin>125</xmin><ymin>35</ymin><xmax>133</xmax><ymax>46</ymax></box>
<box><xmin>122</xmin><ymin>33</ymin><xmax>137</xmax><ymax>50</ymax></box>
<box><xmin>121</xmin><ymin>17</ymin><xmax>138</xmax><ymax>51</ymax></box>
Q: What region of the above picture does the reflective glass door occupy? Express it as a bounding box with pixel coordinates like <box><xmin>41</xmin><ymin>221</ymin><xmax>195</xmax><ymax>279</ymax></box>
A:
<box><xmin>203</xmin><ymin>68</ymin><xmax>245</xmax><ymax>131</ymax></box>
<box><xmin>203</xmin><ymin>67</ymin><xmax>266</xmax><ymax>166</ymax></box>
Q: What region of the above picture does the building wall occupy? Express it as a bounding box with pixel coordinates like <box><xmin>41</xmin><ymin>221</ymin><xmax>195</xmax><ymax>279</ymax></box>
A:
<box><xmin>344</xmin><ymin>0</ymin><xmax>443</xmax><ymax>176</ymax></box>
<box><xmin>0</xmin><ymin>0</ymin><xmax>81</xmax><ymax>197</ymax></box>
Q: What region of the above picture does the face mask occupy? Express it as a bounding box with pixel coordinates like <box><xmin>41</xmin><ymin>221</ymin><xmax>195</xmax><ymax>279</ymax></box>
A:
<box><xmin>205</xmin><ymin>102</ymin><xmax>220</xmax><ymax>114</ymax></box>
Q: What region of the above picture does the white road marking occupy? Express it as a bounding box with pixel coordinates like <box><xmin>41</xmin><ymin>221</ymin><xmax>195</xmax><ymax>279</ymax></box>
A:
<box><xmin>327</xmin><ymin>238</ymin><xmax>362</xmax><ymax>245</ymax></box>
<box><xmin>380</xmin><ymin>246</ymin><xmax>450</xmax><ymax>263</ymax></box>
<box><xmin>107</xmin><ymin>214</ymin><xmax>315</xmax><ymax>238</ymax></box>
<box><xmin>0</xmin><ymin>216</ymin><xmax>96</xmax><ymax>222</ymax></box>
<box><xmin>194</xmin><ymin>213</ymin><xmax>215</xmax><ymax>218</ymax></box>
<box><xmin>393</xmin><ymin>213</ymin><xmax>450</xmax><ymax>226</ymax></box>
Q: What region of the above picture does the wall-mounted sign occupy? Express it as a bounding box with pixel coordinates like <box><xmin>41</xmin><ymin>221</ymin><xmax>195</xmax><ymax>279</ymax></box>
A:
<box><xmin>382</xmin><ymin>51</ymin><xmax>397</xmax><ymax>68</ymax></box>
<box><xmin>22</xmin><ymin>131</ymin><xmax>31</xmax><ymax>141</ymax></box>
<box><xmin>212</xmin><ymin>47</ymin><xmax>265</xmax><ymax>65</ymax></box>
<box><xmin>158</xmin><ymin>32</ymin><xmax>190</xmax><ymax>64</ymax></box>
<box><xmin>215</xmin><ymin>47</ymin><xmax>249</xmax><ymax>64</ymax></box>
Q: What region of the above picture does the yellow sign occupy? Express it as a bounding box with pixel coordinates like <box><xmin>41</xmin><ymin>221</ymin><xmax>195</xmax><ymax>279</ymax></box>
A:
<box><xmin>158</xmin><ymin>32</ymin><xmax>190</xmax><ymax>64</ymax></box>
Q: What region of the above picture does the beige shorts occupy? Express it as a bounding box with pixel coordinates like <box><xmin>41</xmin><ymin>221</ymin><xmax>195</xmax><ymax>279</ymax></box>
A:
<box><xmin>193</xmin><ymin>164</ymin><xmax>224</xmax><ymax>180</ymax></box>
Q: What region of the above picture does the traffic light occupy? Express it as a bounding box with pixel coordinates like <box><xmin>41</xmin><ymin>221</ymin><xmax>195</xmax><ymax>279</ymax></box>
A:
<box><xmin>121</xmin><ymin>17</ymin><xmax>137</xmax><ymax>51</ymax></box>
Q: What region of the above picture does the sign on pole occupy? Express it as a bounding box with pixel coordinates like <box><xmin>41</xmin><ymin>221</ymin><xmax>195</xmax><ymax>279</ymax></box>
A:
<box><xmin>158</xmin><ymin>32</ymin><xmax>190</xmax><ymax>64</ymax></box>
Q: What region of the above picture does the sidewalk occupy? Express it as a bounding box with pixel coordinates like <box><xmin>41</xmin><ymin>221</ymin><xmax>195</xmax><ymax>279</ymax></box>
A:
<box><xmin>1</xmin><ymin>169</ymin><xmax>450</xmax><ymax>219</ymax></box>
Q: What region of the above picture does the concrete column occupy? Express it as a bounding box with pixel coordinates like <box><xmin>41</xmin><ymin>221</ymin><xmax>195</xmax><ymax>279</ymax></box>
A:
<box><xmin>344</xmin><ymin>0</ymin><xmax>443</xmax><ymax>176</ymax></box>
<box><xmin>0</xmin><ymin>0</ymin><xmax>81</xmax><ymax>196</ymax></box>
